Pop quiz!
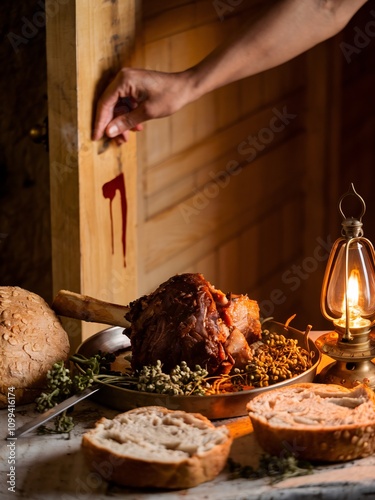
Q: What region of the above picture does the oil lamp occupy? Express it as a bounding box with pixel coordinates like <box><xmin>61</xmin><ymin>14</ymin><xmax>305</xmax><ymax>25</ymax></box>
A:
<box><xmin>316</xmin><ymin>184</ymin><xmax>375</xmax><ymax>389</ymax></box>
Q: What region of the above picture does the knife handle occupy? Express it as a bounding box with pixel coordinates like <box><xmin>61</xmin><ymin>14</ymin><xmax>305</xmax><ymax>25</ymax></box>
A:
<box><xmin>52</xmin><ymin>290</ymin><xmax>131</xmax><ymax>328</ymax></box>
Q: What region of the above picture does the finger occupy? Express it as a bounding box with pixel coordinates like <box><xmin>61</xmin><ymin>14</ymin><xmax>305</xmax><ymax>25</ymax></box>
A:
<box><xmin>119</xmin><ymin>124</ymin><xmax>145</xmax><ymax>146</ymax></box>
<box><xmin>92</xmin><ymin>79</ymin><xmax>125</xmax><ymax>140</ymax></box>
<box><xmin>115</xmin><ymin>136</ymin><xmax>127</xmax><ymax>146</ymax></box>
<box><xmin>105</xmin><ymin>106</ymin><xmax>147</xmax><ymax>138</ymax></box>
<box><xmin>131</xmin><ymin>123</ymin><xmax>144</xmax><ymax>132</ymax></box>
<box><xmin>93</xmin><ymin>100</ymin><xmax>118</xmax><ymax>140</ymax></box>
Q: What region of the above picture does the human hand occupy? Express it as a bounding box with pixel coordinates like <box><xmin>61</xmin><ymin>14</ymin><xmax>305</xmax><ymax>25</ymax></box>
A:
<box><xmin>92</xmin><ymin>67</ymin><xmax>191</xmax><ymax>145</ymax></box>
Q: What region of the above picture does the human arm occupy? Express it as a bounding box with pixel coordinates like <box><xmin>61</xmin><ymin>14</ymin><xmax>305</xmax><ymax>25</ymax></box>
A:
<box><xmin>93</xmin><ymin>0</ymin><xmax>367</xmax><ymax>143</ymax></box>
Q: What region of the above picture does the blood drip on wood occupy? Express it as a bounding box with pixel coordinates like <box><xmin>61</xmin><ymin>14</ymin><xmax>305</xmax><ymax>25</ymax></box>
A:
<box><xmin>102</xmin><ymin>173</ymin><xmax>127</xmax><ymax>266</ymax></box>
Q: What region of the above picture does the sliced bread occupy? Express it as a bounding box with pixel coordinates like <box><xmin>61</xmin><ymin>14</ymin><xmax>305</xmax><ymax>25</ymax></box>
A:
<box><xmin>81</xmin><ymin>406</ymin><xmax>233</xmax><ymax>489</ymax></box>
<box><xmin>247</xmin><ymin>383</ymin><xmax>375</xmax><ymax>462</ymax></box>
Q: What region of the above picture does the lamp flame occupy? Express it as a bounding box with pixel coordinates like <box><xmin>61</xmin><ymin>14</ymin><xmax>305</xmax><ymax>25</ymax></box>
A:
<box><xmin>337</xmin><ymin>269</ymin><xmax>370</xmax><ymax>329</ymax></box>
<box><xmin>346</xmin><ymin>270</ymin><xmax>360</xmax><ymax>310</ymax></box>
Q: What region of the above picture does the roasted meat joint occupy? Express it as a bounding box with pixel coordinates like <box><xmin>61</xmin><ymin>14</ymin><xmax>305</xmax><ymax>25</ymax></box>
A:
<box><xmin>125</xmin><ymin>273</ymin><xmax>262</xmax><ymax>375</ymax></box>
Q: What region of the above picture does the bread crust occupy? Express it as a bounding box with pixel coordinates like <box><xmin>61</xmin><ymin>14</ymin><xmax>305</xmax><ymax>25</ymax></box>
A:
<box><xmin>81</xmin><ymin>406</ymin><xmax>233</xmax><ymax>489</ymax></box>
<box><xmin>0</xmin><ymin>286</ymin><xmax>70</xmax><ymax>407</ymax></box>
<box><xmin>247</xmin><ymin>383</ymin><xmax>375</xmax><ymax>462</ymax></box>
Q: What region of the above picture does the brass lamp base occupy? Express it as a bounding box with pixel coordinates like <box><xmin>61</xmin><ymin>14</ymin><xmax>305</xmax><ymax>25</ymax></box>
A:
<box><xmin>316</xmin><ymin>331</ymin><xmax>375</xmax><ymax>389</ymax></box>
<box><xmin>317</xmin><ymin>359</ymin><xmax>375</xmax><ymax>389</ymax></box>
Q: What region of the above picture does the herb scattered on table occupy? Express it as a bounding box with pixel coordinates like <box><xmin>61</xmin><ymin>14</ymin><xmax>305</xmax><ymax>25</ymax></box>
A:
<box><xmin>228</xmin><ymin>453</ymin><xmax>313</xmax><ymax>484</ymax></box>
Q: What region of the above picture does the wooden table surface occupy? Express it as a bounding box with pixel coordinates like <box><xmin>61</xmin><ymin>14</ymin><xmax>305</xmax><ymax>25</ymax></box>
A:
<box><xmin>1</xmin><ymin>332</ymin><xmax>375</xmax><ymax>500</ymax></box>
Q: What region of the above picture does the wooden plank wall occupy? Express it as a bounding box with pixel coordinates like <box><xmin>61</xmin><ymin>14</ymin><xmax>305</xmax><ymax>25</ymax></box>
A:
<box><xmin>134</xmin><ymin>0</ymin><xmax>334</xmax><ymax>330</ymax></box>
<box><xmin>338</xmin><ymin>3</ymin><xmax>375</xmax><ymax>242</ymax></box>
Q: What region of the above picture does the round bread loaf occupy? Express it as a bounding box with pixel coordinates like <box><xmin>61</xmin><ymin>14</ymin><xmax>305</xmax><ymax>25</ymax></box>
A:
<box><xmin>81</xmin><ymin>406</ymin><xmax>233</xmax><ymax>489</ymax></box>
<box><xmin>0</xmin><ymin>286</ymin><xmax>70</xmax><ymax>407</ymax></box>
<box><xmin>247</xmin><ymin>382</ymin><xmax>375</xmax><ymax>462</ymax></box>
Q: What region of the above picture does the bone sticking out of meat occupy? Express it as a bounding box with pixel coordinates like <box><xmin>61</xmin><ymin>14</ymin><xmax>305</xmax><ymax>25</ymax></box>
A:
<box><xmin>125</xmin><ymin>273</ymin><xmax>261</xmax><ymax>375</ymax></box>
<box><xmin>52</xmin><ymin>290</ymin><xmax>131</xmax><ymax>328</ymax></box>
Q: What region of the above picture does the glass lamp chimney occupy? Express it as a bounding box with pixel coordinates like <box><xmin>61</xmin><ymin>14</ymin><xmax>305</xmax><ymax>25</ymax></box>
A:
<box><xmin>321</xmin><ymin>184</ymin><xmax>375</xmax><ymax>341</ymax></box>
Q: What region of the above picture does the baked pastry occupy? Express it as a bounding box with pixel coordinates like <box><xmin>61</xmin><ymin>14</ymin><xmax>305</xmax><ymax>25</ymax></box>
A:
<box><xmin>247</xmin><ymin>383</ymin><xmax>375</xmax><ymax>462</ymax></box>
<box><xmin>0</xmin><ymin>286</ymin><xmax>70</xmax><ymax>407</ymax></box>
<box><xmin>81</xmin><ymin>406</ymin><xmax>233</xmax><ymax>489</ymax></box>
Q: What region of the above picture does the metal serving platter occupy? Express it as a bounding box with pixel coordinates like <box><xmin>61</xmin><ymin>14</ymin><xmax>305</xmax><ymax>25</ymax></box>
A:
<box><xmin>76</xmin><ymin>320</ymin><xmax>321</xmax><ymax>420</ymax></box>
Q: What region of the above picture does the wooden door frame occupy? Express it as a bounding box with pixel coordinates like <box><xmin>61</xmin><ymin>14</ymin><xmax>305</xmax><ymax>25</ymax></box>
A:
<box><xmin>46</xmin><ymin>0</ymin><xmax>141</xmax><ymax>348</ymax></box>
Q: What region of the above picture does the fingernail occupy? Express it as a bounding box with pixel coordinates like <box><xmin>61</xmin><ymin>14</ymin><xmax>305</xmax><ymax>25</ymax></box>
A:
<box><xmin>108</xmin><ymin>124</ymin><xmax>119</xmax><ymax>137</ymax></box>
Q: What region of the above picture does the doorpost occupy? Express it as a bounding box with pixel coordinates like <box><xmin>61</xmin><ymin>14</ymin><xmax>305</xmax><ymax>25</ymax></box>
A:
<box><xmin>46</xmin><ymin>0</ymin><xmax>139</xmax><ymax>347</ymax></box>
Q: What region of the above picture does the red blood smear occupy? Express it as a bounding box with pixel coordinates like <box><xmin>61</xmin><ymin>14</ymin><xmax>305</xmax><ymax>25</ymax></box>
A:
<box><xmin>102</xmin><ymin>173</ymin><xmax>127</xmax><ymax>266</ymax></box>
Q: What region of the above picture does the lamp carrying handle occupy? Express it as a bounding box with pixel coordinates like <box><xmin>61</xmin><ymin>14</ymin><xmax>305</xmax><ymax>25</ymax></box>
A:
<box><xmin>339</xmin><ymin>183</ymin><xmax>366</xmax><ymax>222</ymax></box>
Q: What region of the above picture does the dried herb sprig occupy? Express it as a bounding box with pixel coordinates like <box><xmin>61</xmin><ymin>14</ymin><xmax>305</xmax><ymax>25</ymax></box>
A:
<box><xmin>228</xmin><ymin>453</ymin><xmax>313</xmax><ymax>484</ymax></box>
<box><xmin>38</xmin><ymin>412</ymin><xmax>74</xmax><ymax>435</ymax></box>
<box><xmin>228</xmin><ymin>329</ymin><xmax>313</xmax><ymax>391</ymax></box>
<box><xmin>35</xmin><ymin>353</ymin><xmax>134</xmax><ymax>433</ymax></box>
<box><xmin>136</xmin><ymin>360</ymin><xmax>209</xmax><ymax>395</ymax></box>
<box><xmin>35</xmin><ymin>353</ymin><xmax>120</xmax><ymax>413</ymax></box>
